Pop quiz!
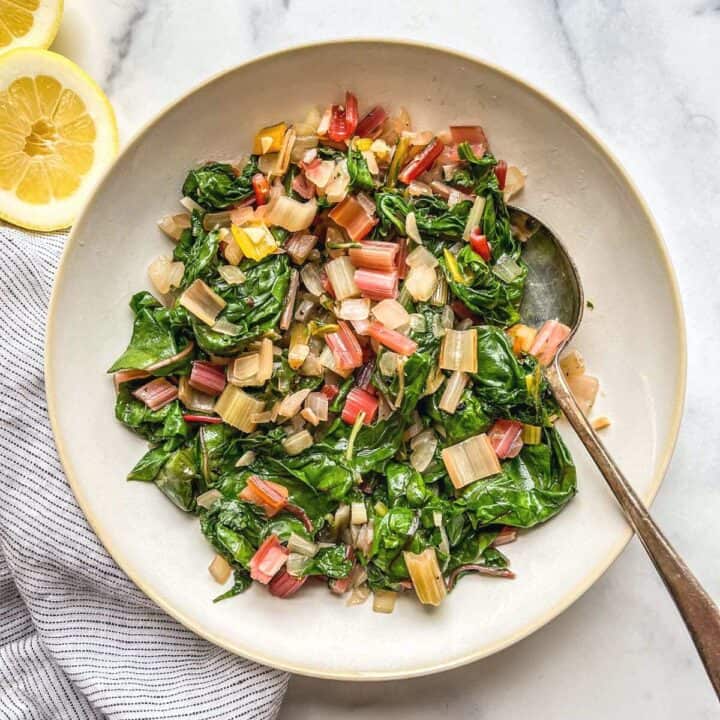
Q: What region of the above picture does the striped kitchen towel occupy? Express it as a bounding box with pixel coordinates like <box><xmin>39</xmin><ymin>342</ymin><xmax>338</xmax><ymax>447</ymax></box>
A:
<box><xmin>0</xmin><ymin>225</ymin><xmax>288</xmax><ymax>719</ymax></box>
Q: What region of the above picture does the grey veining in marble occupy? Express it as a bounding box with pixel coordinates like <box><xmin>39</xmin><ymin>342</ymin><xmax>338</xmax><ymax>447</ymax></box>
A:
<box><xmin>53</xmin><ymin>0</ymin><xmax>719</xmax><ymax>717</ymax></box>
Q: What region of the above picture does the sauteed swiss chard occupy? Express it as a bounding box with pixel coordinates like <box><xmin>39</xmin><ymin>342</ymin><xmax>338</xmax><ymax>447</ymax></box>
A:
<box><xmin>109</xmin><ymin>92</ymin><xmax>601</xmax><ymax>611</ymax></box>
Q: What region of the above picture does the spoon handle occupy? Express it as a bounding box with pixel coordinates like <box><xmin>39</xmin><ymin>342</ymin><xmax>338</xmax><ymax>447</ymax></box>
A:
<box><xmin>545</xmin><ymin>362</ymin><xmax>720</xmax><ymax>697</ymax></box>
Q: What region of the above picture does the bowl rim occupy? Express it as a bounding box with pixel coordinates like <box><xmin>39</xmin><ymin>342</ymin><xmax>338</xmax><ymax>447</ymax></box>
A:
<box><xmin>45</xmin><ymin>38</ymin><xmax>687</xmax><ymax>681</ymax></box>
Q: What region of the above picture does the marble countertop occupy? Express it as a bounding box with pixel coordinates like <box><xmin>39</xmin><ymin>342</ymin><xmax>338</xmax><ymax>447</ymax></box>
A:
<box><xmin>55</xmin><ymin>1</ymin><xmax>719</xmax><ymax>717</ymax></box>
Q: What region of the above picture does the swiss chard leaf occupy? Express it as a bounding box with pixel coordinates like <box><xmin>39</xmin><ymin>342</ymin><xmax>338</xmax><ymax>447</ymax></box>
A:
<box><xmin>299</xmin><ymin>545</ymin><xmax>352</xmax><ymax>579</ymax></box>
<box><xmin>108</xmin><ymin>292</ymin><xmax>192</xmax><ymax>374</ymax></box>
<box><xmin>347</xmin><ymin>147</ymin><xmax>375</xmax><ymax>192</ymax></box>
<box><xmin>192</xmin><ymin>254</ymin><xmax>291</xmax><ymax>355</ymax></box>
<box><xmin>441</xmin><ymin>244</ymin><xmax>526</xmax><ymax>326</ymax></box>
<box><xmin>182</xmin><ymin>160</ymin><xmax>257</xmax><ymax>211</ymax></box>
<box><xmin>154</xmin><ymin>446</ymin><xmax>200</xmax><ymax>511</ymax></box>
<box><xmin>114</xmin><ymin>388</ymin><xmax>190</xmax><ymax>443</ymax></box>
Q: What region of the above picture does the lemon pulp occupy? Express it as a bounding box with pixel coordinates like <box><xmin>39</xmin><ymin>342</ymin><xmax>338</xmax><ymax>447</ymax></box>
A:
<box><xmin>0</xmin><ymin>73</ymin><xmax>95</xmax><ymax>204</ymax></box>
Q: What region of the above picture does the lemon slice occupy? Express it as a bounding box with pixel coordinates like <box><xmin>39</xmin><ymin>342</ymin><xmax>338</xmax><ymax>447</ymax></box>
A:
<box><xmin>0</xmin><ymin>48</ymin><xmax>118</xmax><ymax>230</ymax></box>
<box><xmin>0</xmin><ymin>0</ymin><xmax>63</xmax><ymax>54</ymax></box>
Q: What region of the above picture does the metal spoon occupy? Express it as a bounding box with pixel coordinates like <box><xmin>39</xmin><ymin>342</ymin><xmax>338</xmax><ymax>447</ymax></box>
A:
<box><xmin>511</xmin><ymin>206</ymin><xmax>720</xmax><ymax>698</ymax></box>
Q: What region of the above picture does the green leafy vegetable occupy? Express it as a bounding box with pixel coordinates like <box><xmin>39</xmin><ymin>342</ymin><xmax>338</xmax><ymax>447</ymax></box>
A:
<box><xmin>108</xmin><ymin>292</ymin><xmax>192</xmax><ymax>374</ymax></box>
<box><xmin>347</xmin><ymin>147</ymin><xmax>375</xmax><ymax>192</ymax></box>
<box><xmin>182</xmin><ymin>160</ymin><xmax>258</xmax><ymax>211</ymax></box>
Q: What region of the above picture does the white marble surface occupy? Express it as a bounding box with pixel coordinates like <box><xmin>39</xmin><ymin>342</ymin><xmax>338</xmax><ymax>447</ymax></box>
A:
<box><xmin>54</xmin><ymin>0</ymin><xmax>719</xmax><ymax>716</ymax></box>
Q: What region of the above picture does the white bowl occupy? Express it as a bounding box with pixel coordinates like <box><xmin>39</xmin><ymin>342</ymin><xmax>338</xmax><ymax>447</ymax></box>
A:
<box><xmin>46</xmin><ymin>40</ymin><xmax>686</xmax><ymax>680</ymax></box>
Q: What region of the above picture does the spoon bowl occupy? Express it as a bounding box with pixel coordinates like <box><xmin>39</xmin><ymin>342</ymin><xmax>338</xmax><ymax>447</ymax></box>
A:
<box><xmin>511</xmin><ymin>207</ymin><xmax>583</xmax><ymax>339</ymax></box>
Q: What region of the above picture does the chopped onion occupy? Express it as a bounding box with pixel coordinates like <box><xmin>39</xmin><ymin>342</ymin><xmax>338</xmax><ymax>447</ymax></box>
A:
<box><xmin>214</xmin><ymin>385</ymin><xmax>265</xmax><ymax>432</ymax></box>
<box><xmin>158</xmin><ymin>212</ymin><xmax>191</xmax><ymax>241</ymax></box>
<box><xmin>285</xmin><ymin>552</ymin><xmax>311</xmax><ymax>577</ymax></box>
<box><xmin>325</xmin><ymin>159</ymin><xmax>350</xmax><ymax>204</ymax></box>
<box><xmin>378</xmin><ymin>350</ymin><xmax>399</xmax><ymax>376</ymax></box>
<box><xmin>438</xmin><ymin>371</ymin><xmax>468</xmax><ymax>414</ymax></box>
<box><xmin>328</xmin><ymin>195</ymin><xmax>377</xmax><ymax>242</ymax></box>
<box><xmin>362</xmin><ymin>149</ymin><xmax>379</xmax><ymax>175</ymax></box>
<box><xmin>300</xmin><ymin>407</ymin><xmax>319</xmax><ymax>426</ymax></box>
<box><xmin>208</xmin><ymin>554</ymin><xmax>232</xmax><ymax>584</ymax></box>
<box><xmin>282</xmin><ymin>429</ymin><xmax>314</xmax><ymax>455</ymax></box>
<box><xmin>404</xmin><ymin>265</ymin><xmax>437</xmax><ymax>302</ymax></box>
<box><xmin>410</xmin><ymin>430</ymin><xmax>438</xmax><ymax>472</ymax></box>
<box><xmin>463</xmin><ymin>195</ymin><xmax>486</xmax><ymax>242</ymax></box>
<box><xmin>592</xmin><ymin>416</ymin><xmax>611</xmax><ymax>431</ymax></box>
<box><xmin>350</xmin><ymin>318</ymin><xmax>371</xmax><ymax>336</ymax></box>
<box><xmin>230</xmin><ymin>205</ymin><xmax>255</xmax><ymax>227</ymax></box>
<box><xmin>337</xmin><ymin>297</ymin><xmax>370</xmax><ymax>321</ymax></box>
<box><xmin>148</xmin><ymin>256</ymin><xmax>185</xmax><ymax>295</ymax></box>
<box><xmin>492</xmin><ymin>254</ymin><xmax>523</xmax><ymax>283</ymax></box>
<box><xmin>407</xmin><ymin>180</ymin><xmax>432</xmax><ymax>197</ymax></box>
<box><xmin>300</xmin><ymin>264</ymin><xmax>325</xmax><ymax>297</ymax></box>
<box><xmin>299</xmin><ymin>351</ymin><xmax>324</xmax><ymax>377</ymax></box>
<box><xmin>132</xmin><ymin>377</ymin><xmax>177</xmax><ymax>411</ymax></box>
<box><xmin>278</xmin><ymin>388</ymin><xmax>312</xmax><ymax>418</ymax></box>
<box><xmin>218</xmin><ymin>265</ymin><xmax>246</xmax><ymax>285</ymax></box>
<box><xmin>351</xmin><ymin>501</ymin><xmax>368</xmax><ymax>525</ymax></box>
<box><xmin>304</xmin><ymin>392</ymin><xmax>328</xmax><ymax>421</ymax></box>
<box><xmin>180</xmin><ymin>279</ymin><xmax>227</xmax><ymax>326</ymax></box>
<box><xmin>405</xmin><ymin>211</ymin><xmax>421</xmax><ymax>244</ymax></box>
<box><xmin>371</xmin><ymin>299</ymin><xmax>409</xmax><ymax>330</ymax></box>
<box><xmin>235</xmin><ymin>450</ymin><xmax>256</xmax><ymax>467</ymax></box>
<box><xmin>403</xmin><ymin>548</ymin><xmax>446</xmax><ymax>606</ymax></box>
<box><xmin>440</xmin><ymin>329</ymin><xmax>478</xmax><ymax>373</ymax></box>
<box><xmin>180</xmin><ymin>195</ymin><xmax>204</xmax><ymax>213</ymax></box>
<box><xmin>567</xmin><ymin>374</ymin><xmax>599</xmax><ymax>415</ymax></box>
<box><xmin>287</xmin><ymin>532</ymin><xmax>318</xmax><ymax>557</ymax></box>
<box><xmin>305</xmin><ymin>158</ymin><xmax>335</xmax><ymax>188</ymax></box>
<box><xmin>291</xmin><ymin>134</ymin><xmax>319</xmax><ymax>163</ymax></box>
<box><xmin>441</xmin><ymin>433</ymin><xmax>501</xmax><ymax>489</ymax></box>
<box><xmin>197</xmin><ymin>489</ymin><xmax>222</xmax><ymax>510</ymax></box>
<box><xmin>294</xmin><ymin>297</ymin><xmax>316</xmax><ymax>323</ymax></box>
<box><xmin>288</xmin><ymin>343</ymin><xmax>310</xmax><ymax>371</ymax></box>
<box><xmin>406</xmin><ymin>245</ymin><xmax>438</xmax><ymax>269</ymax></box>
<box><xmin>285</xmin><ymin>233</ymin><xmax>318</xmax><ymax>264</ymax></box>
<box><xmin>560</xmin><ymin>349</ymin><xmax>585</xmax><ymax>376</ymax></box>
<box><xmin>347</xmin><ymin>584</ymin><xmax>371</xmax><ymax>606</ymax></box>
<box><xmin>372</xmin><ymin>589</ymin><xmax>398</xmax><ymax>614</ymax></box>
<box><xmin>503</xmin><ymin>165</ymin><xmax>526</xmax><ymax>202</ymax></box>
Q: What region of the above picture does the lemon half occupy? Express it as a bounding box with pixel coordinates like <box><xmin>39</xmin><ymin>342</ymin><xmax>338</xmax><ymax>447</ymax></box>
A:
<box><xmin>0</xmin><ymin>0</ymin><xmax>63</xmax><ymax>54</ymax></box>
<box><xmin>0</xmin><ymin>48</ymin><xmax>118</xmax><ymax>230</ymax></box>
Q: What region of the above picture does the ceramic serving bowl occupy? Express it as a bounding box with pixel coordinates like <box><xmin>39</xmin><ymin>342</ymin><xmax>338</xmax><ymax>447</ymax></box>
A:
<box><xmin>46</xmin><ymin>40</ymin><xmax>686</xmax><ymax>680</ymax></box>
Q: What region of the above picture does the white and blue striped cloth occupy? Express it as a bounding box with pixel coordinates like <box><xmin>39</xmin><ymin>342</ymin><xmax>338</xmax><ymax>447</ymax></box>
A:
<box><xmin>0</xmin><ymin>226</ymin><xmax>288</xmax><ymax>719</ymax></box>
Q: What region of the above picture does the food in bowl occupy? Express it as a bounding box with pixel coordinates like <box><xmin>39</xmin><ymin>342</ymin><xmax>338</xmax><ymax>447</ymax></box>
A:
<box><xmin>108</xmin><ymin>91</ymin><xmax>599</xmax><ymax>611</ymax></box>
